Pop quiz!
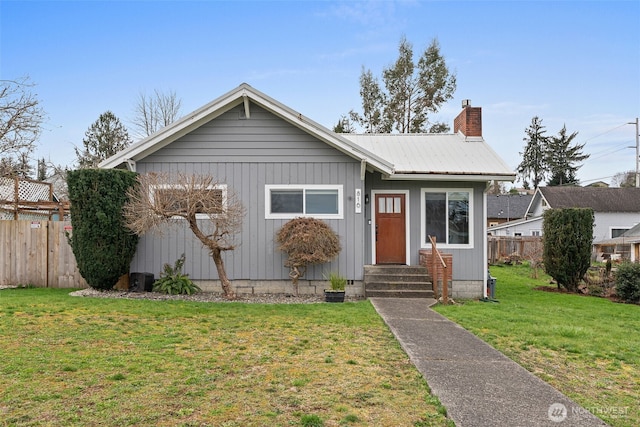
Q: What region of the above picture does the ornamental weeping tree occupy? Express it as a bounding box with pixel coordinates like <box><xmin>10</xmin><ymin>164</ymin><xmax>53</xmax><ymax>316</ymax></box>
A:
<box><xmin>123</xmin><ymin>172</ymin><xmax>245</xmax><ymax>299</ymax></box>
<box><xmin>276</xmin><ymin>217</ymin><xmax>341</xmax><ymax>295</ymax></box>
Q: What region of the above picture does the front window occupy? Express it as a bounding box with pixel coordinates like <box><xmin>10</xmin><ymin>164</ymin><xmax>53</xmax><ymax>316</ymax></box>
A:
<box><xmin>266</xmin><ymin>185</ymin><xmax>342</xmax><ymax>219</ymax></box>
<box><xmin>151</xmin><ymin>184</ymin><xmax>226</xmax><ymax>219</ymax></box>
<box><xmin>421</xmin><ymin>189</ymin><xmax>472</xmax><ymax>247</ymax></box>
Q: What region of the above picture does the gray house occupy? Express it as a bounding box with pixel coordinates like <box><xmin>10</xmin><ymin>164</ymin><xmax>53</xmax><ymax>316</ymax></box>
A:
<box><xmin>101</xmin><ymin>84</ymin><xmax>514</xmax><ymax>298</ymax></box>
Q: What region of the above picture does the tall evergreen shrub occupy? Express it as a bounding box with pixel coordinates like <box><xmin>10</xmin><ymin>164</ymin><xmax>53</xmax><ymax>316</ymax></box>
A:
<box><xmin>67</xmin><ymin>169</ymin><xmax>139</xmax><ymax>290</ymax></box>
<box><xmin>542</xmin><ymin>208</ymin><xmax>594</xmax><ymax>292</ymax></box>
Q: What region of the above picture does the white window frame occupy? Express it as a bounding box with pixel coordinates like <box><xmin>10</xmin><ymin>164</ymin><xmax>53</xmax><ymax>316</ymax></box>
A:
<box><xmin>150</xmin><ymin>184</ymin><xmax>227</xmax><ymax>220</ymax></box>
<box><xmin>421</xmin><ymin>188</ymin><xmax>473</xmax><ymax>249</ymax></box>
<box><xmin>610</xmin><ymin>227</ymin><xmax>630</xmax><ymax>239</ymax></box>
<box><xmin>265</xmin><ymin>184</ymin><xmax>343</xmax><ymax>219</ymax></box>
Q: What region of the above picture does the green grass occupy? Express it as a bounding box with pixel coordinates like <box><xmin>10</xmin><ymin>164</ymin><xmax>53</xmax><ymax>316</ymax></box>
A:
<box><xmin>433</xmin><ymin>263</ymin><xmax>640</xmax><ymax>427</ymax></box>
<box><xmin>0</xmin><ymin>288</ymin><xmax>452</xmax><ymax>426</ymax></box>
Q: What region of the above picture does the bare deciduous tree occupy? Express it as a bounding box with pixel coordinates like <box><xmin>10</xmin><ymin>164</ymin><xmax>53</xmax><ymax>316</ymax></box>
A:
<box><xmin>123</xmin><ymin>172</ymin><xmax>245</xmax><ymax>299</ymax></box>
<box><xmin>0</xmin><ymin>76</ymin><xmax>45</xmax><ymax>171</ymax></box>
<box><xmin>131</xmin><ymin>89</ymin><xmax>182</xmax><ymax>138</ymax></box>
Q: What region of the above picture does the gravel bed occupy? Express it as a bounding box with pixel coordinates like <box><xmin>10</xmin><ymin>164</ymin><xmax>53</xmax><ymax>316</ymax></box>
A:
<box><xmin>68</xmin><ymin>287</ymin><xmax>360</xmax><ymax>304</ymax></box>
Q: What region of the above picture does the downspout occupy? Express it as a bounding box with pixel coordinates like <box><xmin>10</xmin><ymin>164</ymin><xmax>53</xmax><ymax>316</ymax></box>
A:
<box><xmin>483</xmin><ymin>181</ymin><xmax>490</xmax><ymax>298</ymax></box>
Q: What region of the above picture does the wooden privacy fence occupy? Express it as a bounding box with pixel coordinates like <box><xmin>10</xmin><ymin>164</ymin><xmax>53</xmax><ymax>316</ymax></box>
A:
<box><xmin>487</xmin><ymin>235</ymin><xmax>543</xmax><ymax>264</ymax></box>
<box><xmin>0</xmin><ymin>220</ymin><xmax>87</xmax><ymax>288</ymax></box>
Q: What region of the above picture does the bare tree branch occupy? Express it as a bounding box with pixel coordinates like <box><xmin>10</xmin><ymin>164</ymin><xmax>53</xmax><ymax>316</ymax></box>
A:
<box><xmin>131</xmin><ymin>89</ymin><xmax>182</xmax><ymax>138</ymax></box>
<box><xmin>124</xmin><ymin>172</ymin><xmax>245</xmax><ymax>299</ymax></box>
<box><xmin>0</xmin><ymin>76</ymin><xmax>45</xmax><ymax>171</ymax></box>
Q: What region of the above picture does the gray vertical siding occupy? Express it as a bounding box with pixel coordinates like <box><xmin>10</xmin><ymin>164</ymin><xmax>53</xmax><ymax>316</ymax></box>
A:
<box><xmin>365</xmin><ymin>172</ymin><xmax>487</xmax><ymax>282</ymax></box>
<box><xmin>130</xmin><ymin>104</ymin><xmax>365</xmax><ymax>281</ymax></box>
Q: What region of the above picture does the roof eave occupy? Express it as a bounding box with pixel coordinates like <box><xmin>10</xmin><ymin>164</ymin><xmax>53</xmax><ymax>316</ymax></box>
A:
<box><xmin>384</xmin><ymin>172</ymin><xmax>516</xmax><ymax>182</ymax></box>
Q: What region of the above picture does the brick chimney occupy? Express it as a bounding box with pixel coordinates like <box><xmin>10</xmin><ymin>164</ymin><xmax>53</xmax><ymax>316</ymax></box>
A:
<box><xmin>453</xmin><ymin>100</ymin><xmax>482</xmax><ymax>137</ymax></box>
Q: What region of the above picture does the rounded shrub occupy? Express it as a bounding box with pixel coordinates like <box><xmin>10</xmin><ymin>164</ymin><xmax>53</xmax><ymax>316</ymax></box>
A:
<box><xmin>67</xmin><ymin>169</ymin><xmax>139</xmax><ymax>290</ymax></box>
<box><xmin>276</xmin><ymin>217</ymin><xmax>341</xmax><ymax>284</ymax></box>
<box><xmin>615</xmin><ymin>262</ymin><xmax>640</xmax><ymax>303</ymax></box>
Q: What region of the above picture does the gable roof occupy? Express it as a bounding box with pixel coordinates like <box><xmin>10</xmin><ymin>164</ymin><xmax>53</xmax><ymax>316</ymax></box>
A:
<box><xmin>487</xmin><ymin>194</ymin><xmax>533</xmax><ymax>219</ymax></box>
<box><xmin>99</xmin><ymin>83</ymin><xmax>394</xmax><ymax>174</ymax></box>
<box><xmin>100</xmin><ymin>83</ymin><xmax>515</xmax><ymax>182</ymax></box>
<box><xmin>533</xmin><ymin>186</ymin><xmax>640</xmax><ymax>212</ymax></box>
<box><xmin>341</xmin><ymin>134</ymin><xmax>515</xmax><ymax>181</ymax></box>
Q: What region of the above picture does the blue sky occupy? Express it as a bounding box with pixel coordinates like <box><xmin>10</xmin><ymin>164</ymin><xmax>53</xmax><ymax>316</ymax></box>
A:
<box><xmin>1</xmin><ymin>0</ymin><xmax>639</xmax><ymax>187</ymax></box>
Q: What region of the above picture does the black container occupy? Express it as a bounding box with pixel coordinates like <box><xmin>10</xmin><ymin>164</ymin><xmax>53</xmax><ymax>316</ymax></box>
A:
<box><xmin>129</xmin><ymin>272</ymin><xmax>154</xmax><ymax>292</ymax></box>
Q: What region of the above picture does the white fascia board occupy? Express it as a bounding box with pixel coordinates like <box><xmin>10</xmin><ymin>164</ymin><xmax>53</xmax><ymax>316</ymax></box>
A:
<box><xmin>488</xmin><ymin>216</ymin><xmax>543</xmax><ymax>230</ymax></box>
<box><xmin>384</xmin><ymin>173</ymin><xmax>516</xmax><ymax>182</ymax></box>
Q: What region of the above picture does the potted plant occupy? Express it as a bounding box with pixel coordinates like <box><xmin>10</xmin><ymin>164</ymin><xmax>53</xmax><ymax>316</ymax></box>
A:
<box><xmin>324</xmin><ymin>272</ymin><xmax>346</xmax><ymax>303</ymax></box>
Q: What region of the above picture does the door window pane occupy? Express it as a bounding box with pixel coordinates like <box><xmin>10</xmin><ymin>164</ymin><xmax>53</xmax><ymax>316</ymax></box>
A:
<box><xmin>394</xmin><ymin>197</ymin><xmax>401</xmax><ymax>214</ymax></box>
<box><xmin>378</xmin><ymin>197</ymin><xmax>386</xmax><ymax>213</ymax></box>
<box><xmin>386</xmin><ymin>197</ymin><xmax>393</xmax><ymax>213</ymax></box>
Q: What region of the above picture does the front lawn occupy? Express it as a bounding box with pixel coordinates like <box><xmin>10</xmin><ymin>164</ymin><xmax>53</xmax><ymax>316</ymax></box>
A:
<box><xmin>0</xmin><ymin>289</ymin><xmax>452</xmax><ymax>427</ymax></box>
<box><xmin>434</xmin><ymin>263</ymin><xmax>639</xmax><ymax>427</ymax></box>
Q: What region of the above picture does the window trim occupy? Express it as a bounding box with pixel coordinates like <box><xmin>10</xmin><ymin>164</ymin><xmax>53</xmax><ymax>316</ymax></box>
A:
<box><xmin>150</xmin><ymin>184</ymin><xmax>227</xmax><ymax>220</ymax></box>
<box><xmin>420</xmin><ymin>188</ymin><xmax>473</xmax><ymax>249</ymax></box>
<box><xmin>265</xmin><ymin>184</ymin><xmax>343</xmax><ymax>219</ymax></box>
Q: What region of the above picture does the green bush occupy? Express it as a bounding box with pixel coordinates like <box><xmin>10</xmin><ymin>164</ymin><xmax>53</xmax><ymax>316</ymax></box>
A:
<box><xmin>615</xmin><ymin>262</ymin><xmax>640</xmax><ymax>303</ymax></box>
<box><xmin>67</xmin><ymin>169</ymin><xmax>139</xmax><ymax>290</ymax></box>
<box><xmin>542</xmin><ymin>208</ymin><xmax>594</xmax><ymax>292</ymax></box>
<box><xmin>153</xmin><ymin>254</ymin><xmax>201</xmax><ymax>295</ymax></box>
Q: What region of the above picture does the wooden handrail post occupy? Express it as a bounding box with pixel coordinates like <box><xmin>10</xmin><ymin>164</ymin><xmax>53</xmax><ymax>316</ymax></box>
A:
<box><xmin>429</xmin><ymin>236</ymin><xmax>439</xmax><ymax>300</ymax></box>
<box><xmin>428</xmin><ymin>235</ymin><xmax>449</xmax><ymax>305</ymax></box>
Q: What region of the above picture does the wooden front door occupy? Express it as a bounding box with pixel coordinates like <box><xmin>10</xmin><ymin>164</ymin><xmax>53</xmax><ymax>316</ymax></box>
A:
<box><xmin>375</xmin><ymin>193</ymin><xmax>406</xmax><ymax>264</ymax></box>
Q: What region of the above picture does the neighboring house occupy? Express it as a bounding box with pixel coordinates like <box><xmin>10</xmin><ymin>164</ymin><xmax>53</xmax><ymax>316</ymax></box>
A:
<box><xmin>488</xmin><ymin>186</ymin><xmax>640</xmax><ymax>248</ymax></box>
<box><xmin>622</xmin><ymin>223</ymin><xmax>640</xmax><ymax>262</ymax></box>
<box><xmin>486</xmin><ymin>194</ymin><xmax>532</xmax><ymax>227</ymax></box>
<box><xmin>100</xmin><ymin>83</ymin><xmax>515</xmax><ymax>298</ymax></box>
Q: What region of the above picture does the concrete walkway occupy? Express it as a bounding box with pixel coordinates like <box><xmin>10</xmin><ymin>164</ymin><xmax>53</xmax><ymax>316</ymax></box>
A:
<box><xmin>370</xmin><ymin>298</ymin><xmax>608</xmax><ymax>427</ymax></box>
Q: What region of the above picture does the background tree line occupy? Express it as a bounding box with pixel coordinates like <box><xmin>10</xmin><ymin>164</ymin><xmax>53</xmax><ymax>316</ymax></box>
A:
<box><xmin>517</xmin><ymin>116</ymin><xmax>590</xmax><ymax>189</ymax></box>
<box><xmin>0</xmin><ymin>78</ymin><xmax>183</xmax><ymax>179</ymax></box>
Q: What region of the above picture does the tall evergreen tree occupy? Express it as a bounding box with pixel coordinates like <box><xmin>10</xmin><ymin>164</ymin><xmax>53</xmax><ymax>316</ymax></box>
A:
<box><xmin>75</xmin><ymin>111</ymin><xmax>132</xmax><ymax>168</ymax></box>
<box><xmin>351</xmin><ymin>67</ymin><xmax>388</xmax><ymax>133</ymax></box>
<box><xmin>517</xmin><ymin>117</ymin><xmax>548</xmax><ymax>189</ymax></box>
<box><xmin>37</xmin><ymin>157</ymin><xmax>47</xmax><ymax>181</ymax></box>
<box><xmin>545</xmin><ymin>125</ymin><xmax>589</xmax><ymax>186</ymax></box>
<box><xmin>345</xmin><ymin>36</ymin><xmax>456</xmax><ymax>134</ymax></box>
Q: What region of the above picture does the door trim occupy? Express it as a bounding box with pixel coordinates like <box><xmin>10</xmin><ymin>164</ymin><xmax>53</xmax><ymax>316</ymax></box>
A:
<box><xmin>371</xmin><ymin>190</ymin><xmax>410</xmax><ymax>265</ymax></box>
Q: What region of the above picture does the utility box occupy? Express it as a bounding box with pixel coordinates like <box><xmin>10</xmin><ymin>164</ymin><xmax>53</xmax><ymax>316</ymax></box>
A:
<box><xmin>130</xmin><ymin>272</ymin><xmax>154</xmax><ymax>292</ymax></box>
<box><xmin>487</xmin><ymin>271</ymin><xmax>497</xmax><ymax>299</ymax></box>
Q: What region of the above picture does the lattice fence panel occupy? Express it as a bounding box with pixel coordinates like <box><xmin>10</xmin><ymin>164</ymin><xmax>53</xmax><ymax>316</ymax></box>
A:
<box><xmin>0</xmin><ymin>176</ymin><xmax>55</xmax><ymax>220</ymax></box>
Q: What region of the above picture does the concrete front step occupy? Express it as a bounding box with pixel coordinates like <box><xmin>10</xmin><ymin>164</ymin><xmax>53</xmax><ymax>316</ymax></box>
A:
<box><xmin>364</xmin><ymin>265</ymin><xmax>433</xmax><ymax>298</ymax></box>
<box><xmin>366</xmin><ymin>289</ymin><xmax>435</xmax><ymax>298</ymax></box>
<box><xmin>365</xmin><ymin>281</ymin><xmax>432</xmax><ymax>291</ymax></box>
